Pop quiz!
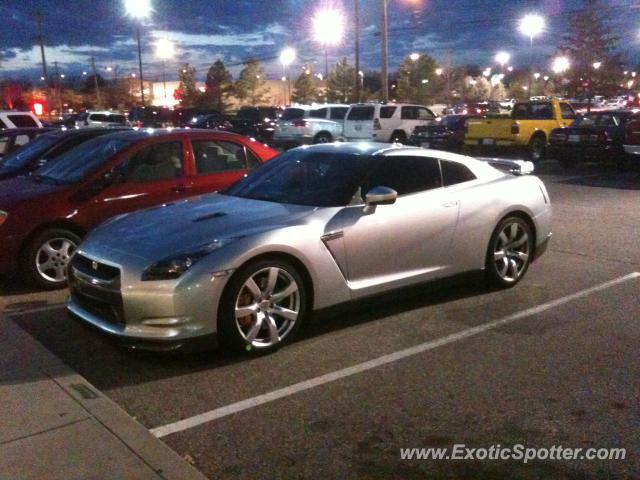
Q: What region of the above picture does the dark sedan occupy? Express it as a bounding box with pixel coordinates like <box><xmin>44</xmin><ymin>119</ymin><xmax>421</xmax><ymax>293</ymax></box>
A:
<box><xmin>230</xmin><ymin>106</ymin><xmax>282</xmax><ymax>143</ymax></box>
<box><xmin>409</xmin><ymin>115</ymin><xmax>482</xmax><ymax>152</ymax></box>
<box><xmin>548</xmin><ymin>110</ymin><xmax>636</xmax><ymax>168</ymax></box>
<box><xmin>0</xmin><ymin>127</ymin><xmax>130</xmax><ymax>181</ymax></box>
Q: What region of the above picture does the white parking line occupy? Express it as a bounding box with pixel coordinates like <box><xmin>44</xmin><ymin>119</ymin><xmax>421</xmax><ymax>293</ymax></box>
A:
<box><xmin>151</xmin><ymin>272</ymin><xmax>640</xmax><ymax>438</ymax></box>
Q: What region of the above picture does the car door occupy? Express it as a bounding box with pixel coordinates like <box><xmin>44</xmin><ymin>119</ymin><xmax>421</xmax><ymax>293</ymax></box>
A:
<box><xmin>89</xmin><ymin>139</ymin><xmax>190</xmax><ymax>222</ymax></box>
<box><xmin>188</xmin><ymin>138</ymin><xmax>260</xmax><ymax>195</ymax></box>
<box><xmin>340</xmin><ymin>155</ymin><xmax>460</xmax><ymax>298</ymax></box>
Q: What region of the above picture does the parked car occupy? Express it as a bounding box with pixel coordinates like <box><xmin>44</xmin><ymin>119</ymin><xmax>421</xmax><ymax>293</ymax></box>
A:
<box><xmin>0</xmin><ymin>127</ymin><xmax>131</xmax><ymax>180</ymax></box>
<box><xmin>409</xmin><ymin>114</ymin><xmax>483</xmax><ymax>152</ymax></box>
<box><xmin>0</xmin><ymin>127</ymin><xmax>55</xmax><ymax>158</ymax></box>
<box><xmin>0</xmin><ymin>111</ymin><xmax>43</xmax><ymax>129</ymax></box>
<box><xmin>273</xmin><ymin>104</ymin><xmax>349</xmax><ymax>147</ymax></box>
<box><xmin>0</xmin><ymin>129</ymin><xmax>278</xmax><ymax>288</ymax></box>
<box><xmin>465</xmin><ymin>99</ymin><xmax>577</xmax><ymax>161</ymax></box>
<box><xmin>128</xmin><ymin>106</ymin><xmax>175</xmax><ymax>128</ymax></box>
<box><xmin>548</xmin><ymin>110</ymin><xmax>636</xmax><ymax>168</ymax></box>
<box><xmin>188</xmin><ymin>113</ymin><xmax>233</xmax><ymax>130</ymax></box>
<box><xmin>622</xmin><ymin>113</ymin><xmax>640</xmax><ymax>159</ymax></box>
<box><xmin>76</xmin><ymin>111</ymin><xmax>128</xmax><ymax>128</ymax></box>
<box><xmin>173</xmin><ymin>108</ymin><xmax>223</xmax><ymax>127</ymax></box>
<box><xmin>343</xmin><ymin>103</ymin><xmax>438</xmax><ymax>143</ymax></box>
<box><xmin>67</xmin><ymin>142</ymin><xmax>551</xmax><ymax>353</ymax></box>
<box><xmin>230</xmin><ymin>106</ymin><xmax>282</xmax><ymax>143</ymax></box>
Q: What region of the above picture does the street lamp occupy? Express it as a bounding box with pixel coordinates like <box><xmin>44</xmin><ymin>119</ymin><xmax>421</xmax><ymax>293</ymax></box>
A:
<box><xmin>311</xmin><ymin>8</ymin><xmax>344</xmax><ymax>81</ymax></box>
<box><xmin>551</xmin><ymin>56</ymin><xmax>570</xmax><ymax>75</ymax></box>
<box><xmin>155</xmin><ymin>37</ymin><xmax>175</xmax><ymax>104</ymax></box>
<box><xmin>435</xmin><ymin>68</ymin><xmax>443</xmax><ymax>76</ymax></box>
<box><xmin>592</xmin><ymin>61</ymin><xmax>602</xmax><ymax>70</ymax></box>
<box><xmin>495</xmin><ymin>51</ymin><xmax>510</xmax><ymax>73</ymax></box>
<box><xmin>280</xmin><ymin>47</ymin><xmax>296</xmax><ymax>105</ymax></box>
<box><xmin>409</xmin><ymin>52</ymin><xmax>420</xmax><ymax>62</ymax></box>
<box><xmin>533</xmin><ymin>72</ymin><xmax>540</xmax><ymax>80</ymax></box>
<box><xmin>519</xmin><ymin>13</ymin><xmax>545</xmax><ymax>92</ymax></box>
<box><xmin>124</xmin><ymin>0</ymin><xmax>151</xmax><ymax>106</ymax></box>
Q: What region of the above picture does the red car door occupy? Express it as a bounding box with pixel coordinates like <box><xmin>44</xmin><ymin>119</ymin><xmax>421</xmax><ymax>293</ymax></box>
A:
<box><xmin>86</xmin><ymin>138</ymin><xmax>192</xmax><ymax>225</ymax></box>
<box><xmin>187</xmin><ymin>137</ymin><xmax>262</xmax><ymax>195</ymax></box>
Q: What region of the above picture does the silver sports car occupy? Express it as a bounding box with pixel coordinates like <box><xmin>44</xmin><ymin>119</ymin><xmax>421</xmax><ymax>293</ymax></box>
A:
<box><xmin>67</xmin><ymin>143</ymin><xmax>552</xmax><ymax>353</ymax></box>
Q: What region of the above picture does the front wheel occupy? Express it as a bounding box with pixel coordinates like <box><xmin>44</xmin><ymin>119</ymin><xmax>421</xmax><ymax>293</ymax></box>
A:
<box><xmin>219</xmin><ymin>259</ymin><xmax>307</xmax><ymax>354</ymax></box>
<box><xmin>485</xmin><ymin>217</ymin><xmax>533</xmax><ymax>288</ymax></box>
<box><xmin>24</xmin><ymin>228</ymin><xmax>80</xmax><ymax>289</ymax></box>
<box><xmin>314</xmin><ymin>132</ymin><xmax>333</xmax><ymax>144</ymax></box>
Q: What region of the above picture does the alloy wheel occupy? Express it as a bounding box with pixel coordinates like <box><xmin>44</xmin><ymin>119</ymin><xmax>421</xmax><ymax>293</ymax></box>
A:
<box><xmin>35</xmin><ymin>237</ymin><xmax>76</xmax><ymax>283</ymax></box>
<box><xmin>492</xmin><ymin>222</ymin><xmax>530</xmax><ymax>283</ymax></box>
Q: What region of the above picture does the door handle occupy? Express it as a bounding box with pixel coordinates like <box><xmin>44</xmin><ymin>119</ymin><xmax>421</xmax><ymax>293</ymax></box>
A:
<box><xmin>172</xmin><ymin>184</ymin><xmax>192</xmax><ymax>193</ymax></box>
<box><xmin>442</xmin><ymin>201</ymin><xmax>459</xmax><ymax>208</ymax></box>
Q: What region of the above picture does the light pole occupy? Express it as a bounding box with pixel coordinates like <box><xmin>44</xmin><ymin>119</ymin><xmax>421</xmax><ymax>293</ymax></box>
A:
<box><xmin>124</xmin><ymin>0</ymin><xmax>151</xmax><ymax>106</ymax></box>
<box><xmin>155</xmin><ymin>38</ymin><xmax>175</xmax><ymax>106</ymax></box>
<box><xmin>311</xmin><ymin>8</ymin><xmax>345</xmax><ymax>86</ymax></box>
<box><xmin>280</xmin><ymin>47</ymin><xmax>296</xmax><ymax>105</ymax></box>
<box><xmin>519</xmin><ymin>14</ymin><xmax>545</xmax><ymax>95</ymax></box>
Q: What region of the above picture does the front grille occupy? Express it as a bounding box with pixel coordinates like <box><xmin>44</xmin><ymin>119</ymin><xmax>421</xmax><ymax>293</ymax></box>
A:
<box><xmin>68</xmin><ymin>259</ymin><xmax>125</xmax><ymax>325</ymax></box>
<box><xmin>72</xmin><ymin>254</ymin><xmax>120</xmax><ymax>282</ymax></box>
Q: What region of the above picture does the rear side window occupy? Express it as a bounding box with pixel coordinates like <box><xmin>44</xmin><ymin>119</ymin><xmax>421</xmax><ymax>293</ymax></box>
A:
<box><xmin>193</xmin><ymin>140</ymin><xmax>254</xmax><ymax>174</ymax></box>
<box><xmin>281</xmin><ymin>108</ymin><xmax>305</xmax><ymax>121</ymax></box>
<box><xmin>380</xmin><ymin>106</ymin><xmax>397</xmax><ymax>119</ymax></box>
<box><xmin>363</xmin><ymin>155</ymin><xmax>442</xmax><ymax>196</ymax></box>
<box><xmin>417</xmin><ymin>108</ymin><xmax>435</xmax><ymax>120</ymax></box>
<box><xmin>7</xmin><ymin>114</ymin><xmax>38</xmax><ymax>127</ymax></box>
<box><xmin>108</xmin><ymin>114</ymin><xmax>126</xmax><ymax>124</ymax></box>
<box><xmin>330</xmin><ymin>107</ymin><xmax>348</xmax><ymax>120</ymax></box>
<box><xmin>512</xmin><ymin>104</ymin><xmax>529</xmax><ymax>119</ymax></box>
<box><xmin>90</xmin><ymin>114</ymin><xmax>108</xmax><ymax>122</ymax></box>
<box><xmin>560</xmin><ymin>103</ymin><xmax>576</xmax><ymax>120</ymax></box>
<box><xmin>401</xmin><ymin>106</ymin><xmax>419</xmax><ymax>120</ymax></box>
<box><xmin>440</xmin><ymin>160</ymin><xmax>476</xmax><ymax>186</ymax></box>
<box><xmin>309</xmin><ymin>108</ymin><xmax>328</xmax><ymax>119</ymax></box>
<box><xmin>530</xmin><ymin>103</ymin><xmax>553</xmax><ymax>120</ymax></box>
<box><xmin>347</xmin><ymin>106</ymin><xmax>374</xmax><ymax>120</ymax></box>
<box><xmin>121</xmin><ymin>141</ymin><xmax>184</xmax><ymax>182</ymax></box>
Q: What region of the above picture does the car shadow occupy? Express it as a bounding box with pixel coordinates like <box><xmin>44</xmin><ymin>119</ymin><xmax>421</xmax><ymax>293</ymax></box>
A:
<box><xmin>13</xmin><ymin>271</ymin><xmax>494</xmax><ymax>391</ymax></box>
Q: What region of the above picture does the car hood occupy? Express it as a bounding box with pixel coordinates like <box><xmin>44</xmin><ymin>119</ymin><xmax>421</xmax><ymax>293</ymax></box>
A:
<box><xmin>85</xmin><ymin>193</ymin><xmax>319</xmax><ymax>261</ymax></box>
<box><xmin>0</xmin><ymin>176</ymin><xmax>64</xmax><ymax>209</ymax></box>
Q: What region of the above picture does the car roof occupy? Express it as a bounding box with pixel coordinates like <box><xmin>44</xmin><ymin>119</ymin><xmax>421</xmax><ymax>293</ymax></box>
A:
<box><xmin>87</xmin><ymin>127</ymin><xmax>248</xmax><ymax>141</ymax></box>
<box><xmin>0</xmin><ymin>127</ymin><xmax>55</xmax><ymax>135</ymax></box>
<box><xmin>42</xmin><ymin>127</ymin><xmax>132</xmax><ymax>138</ymax></box>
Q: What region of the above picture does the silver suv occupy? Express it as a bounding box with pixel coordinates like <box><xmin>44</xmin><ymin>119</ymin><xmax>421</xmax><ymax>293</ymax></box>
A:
<box><xmin>76</xmin><ymin>111</ymin><xmax>128</xmax><ymax>128</ymax></box>
<box><xmin>343</xmin><ymin>103</ymin><xmax>437</xmax><ymax>143</ymax></box>
<box><xmin>274</xmin><ymin>104</ymin><xmax>349</xmax><ymax>147</ymax></box>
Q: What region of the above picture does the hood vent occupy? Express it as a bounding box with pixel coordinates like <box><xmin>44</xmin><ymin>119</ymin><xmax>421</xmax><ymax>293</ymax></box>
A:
<box><xmin>192</xmin><ymin>211</ymin><xmax>227</xmax><ymax>223</ymax></box>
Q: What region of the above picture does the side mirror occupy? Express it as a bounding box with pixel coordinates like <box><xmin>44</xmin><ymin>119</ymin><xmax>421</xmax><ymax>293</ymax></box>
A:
<box><xmin>364</xmin><ymin>186</ymin><xmax>397</xmax><ymax>213</ymax></box>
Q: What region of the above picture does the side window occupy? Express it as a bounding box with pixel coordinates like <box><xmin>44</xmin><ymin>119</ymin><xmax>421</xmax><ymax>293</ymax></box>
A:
<box><xmin>309</xmin><ymin>108</ymin><xmax>328</xmax><ymax>119</ymax></box>
<box><xmin>512</xmin><ymin>104</ymin><xmax>529</xmax><ymax>119</ymax></box>
<box><xmin>193</xmin><ymin>140</ymin><xmax>249</xmax><ymax>174</ymax></box>
<box><xmin>417</xmin><ymin>108</ymin><xmax>435</xmax><ymax>121</ymax></box>
<box><xmin>380</xmin><ymin>106</ymin><xmax>397</xmax><ymax>119</ymax></box>
<box><xmin>560</xmin><ymin>103</ymin><xmax>576</xmax><ymax>120</ymax></box>
<box><xmin>441</xmin><ymin>160</ymin><xmax>476</xmax><ymax>186</ymax></box>
<box><xmin>121</xmin><ymin>141</ymin><xmax>184</xmax><ymax>183</ymax></box>
<box><xmin>401</xmin><ymin>106</ymin><xmax>418</xmax><ymax>120</ymax></box>
<box><xmin>363</xmin><ymin>156</ymin><xmax>442</xmax><ymax>197</ymax></box>
<box><xmin>15</xmin><ymin>135</ymin><xmax>30</xmax><ymax>147</ymax></box>
<box><xmin>330</xmin><ymin>107</ymin><xmax>348</xmax><ymax>120</ymax></box>
<box><xmin>530</xmin><ymin>103</ymin><xmax>553</xmax><ymax>120</ymax></box>
<box><xmin>7</xmin><ymin>115</ymin><xmax>38</xmax><ymax>127</ymax></box>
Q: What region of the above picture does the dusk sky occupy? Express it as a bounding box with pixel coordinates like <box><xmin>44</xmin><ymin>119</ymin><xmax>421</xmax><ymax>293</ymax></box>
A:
<box><xmin>1</xmin><ymin>0</ymin><xmax>638</xmax><ymax>83</ymax></box>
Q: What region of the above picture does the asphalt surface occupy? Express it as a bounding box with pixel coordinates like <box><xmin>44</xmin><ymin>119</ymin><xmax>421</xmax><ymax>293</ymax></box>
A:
<box><xmin>4</xmin><ymin>159</ymin><xmax>640</xmax><ymax>479</ymax></box>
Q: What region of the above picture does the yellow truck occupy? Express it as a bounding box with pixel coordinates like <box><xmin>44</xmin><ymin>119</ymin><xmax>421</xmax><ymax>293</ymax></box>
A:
<box><xmin>464</xmin><ymin>99</ymin><xmax>577</xmax><ymax>161</ymax></box>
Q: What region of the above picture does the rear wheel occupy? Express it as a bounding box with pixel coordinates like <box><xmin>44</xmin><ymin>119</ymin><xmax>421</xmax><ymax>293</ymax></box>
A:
<box><xmin>219</xmin><ymin>258</ymin><xmax>307</xmax><ymax>355</ymax></box>
<box><xmin>313</xmin><ymin>132</ymin><xmax>333</xmax><ymax>144</ymax></box>
<box><xmin>485</xmin><ymin>217</ymin><xmax>533</xmax><ymax>288</ymax></box>
<box><xmin>24</xmin><ymin>228</ymin><xmax>80</xmax><ymax>289</ymax></box>
<box><xmin>528</xmin><ymin>135</ymin><xmax>546</xmax><ymax>163</ymax></box>
<box><xmin>389</xmin><ymin>130</ymin><xmax>407</xmax><ymax>144</ymax></box>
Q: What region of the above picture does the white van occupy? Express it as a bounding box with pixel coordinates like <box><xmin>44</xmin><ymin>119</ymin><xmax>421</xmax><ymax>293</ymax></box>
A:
<box><xmin>0</xmin><ymin>111</ymin><xmax>42</xmax><ymax>129</ymax></box>
<box><xmin>274</xmin><ymin>104</ymin><xmax>349</xmax><ymax>147</ymax></box>
<box><xmin>76</xmin><ymin>111</ymin><xmax>128</xmax><ymax>128</ymax></box>
<box><xmin>343</xmin><ymin>103</ymin><xmax>437</xmax><ymax>143</ymax></box>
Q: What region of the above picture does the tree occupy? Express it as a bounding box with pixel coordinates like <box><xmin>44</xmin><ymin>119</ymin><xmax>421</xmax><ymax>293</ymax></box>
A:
<box><xmin>326</xmin><ymin>57</ymin><xmax>356</xmax><ymax>103</ymax></box>
<box><xmin>291</xmin><ymin>65</ymin><xmax>318</xmax><ymax>104</ymax></box>
<box><xmin>395</xmin><ymin>54</ymin><xmax>439</xmax><ymax>104</ymax></box>
<box><xmin>560</xmin><ymin>0</ymin><xmax>621</xmax><ymax>97</ymax></box>
<box><xmin>177</xmin><ymin>63</ymin><xmax>201</xmax><ymax>108</ymax></box>
<box><xmin>203</xmin><ymin>60</ymin><xmax>232</xmax><ymax>112</ymax></box>
<box><xmin>235</xmin><ymin>58</ymin><xmax>269</xmax><ymax>105</ymax></box>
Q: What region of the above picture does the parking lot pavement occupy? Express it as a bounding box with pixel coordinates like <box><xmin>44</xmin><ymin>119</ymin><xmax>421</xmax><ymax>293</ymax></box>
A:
<box><xmin>3</xmin><ymin>160</ymin><xmax>640</xmax><ymax>479</ymax></box>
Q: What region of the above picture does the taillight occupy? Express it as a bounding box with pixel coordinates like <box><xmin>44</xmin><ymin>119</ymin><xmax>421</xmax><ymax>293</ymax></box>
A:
<box><xmin>511</xmin><ymin>122</ymin><xmax>520</xmax><ymax>135</ymax></box>
<box><xmin>373</xmin><ymin>118</ymin><xmax>381</xmax><ymax>130</ymax></box>
<box><xmin>292</xmin><ymin>119</ymin><xmax>307</xmax><ymax>127</ymax></box>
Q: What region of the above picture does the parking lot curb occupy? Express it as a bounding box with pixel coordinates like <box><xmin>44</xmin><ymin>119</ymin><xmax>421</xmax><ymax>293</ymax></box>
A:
<box><xmin>0</xmin><ymin>310</ymin><xmax>208</xmax><ymax>480</ymax></box>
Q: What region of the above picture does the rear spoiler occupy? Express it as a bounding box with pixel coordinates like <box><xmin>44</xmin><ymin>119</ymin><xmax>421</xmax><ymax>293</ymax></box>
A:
<box><xmin>479</xmin><ymin>158</ymin><xmax>535</xmax><ymax>176</ymax></box>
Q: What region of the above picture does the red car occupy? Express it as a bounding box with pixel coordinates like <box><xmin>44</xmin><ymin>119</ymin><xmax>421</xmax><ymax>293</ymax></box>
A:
<box><xmin>0</xmin><ymin>129</ymin><xmax>278</xmax><ymax>288</ymax></box>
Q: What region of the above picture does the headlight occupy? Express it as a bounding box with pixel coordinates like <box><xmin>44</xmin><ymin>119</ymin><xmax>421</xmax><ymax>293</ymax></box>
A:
<box><xmin>0</xmin><ymin>211</ymin><xmax>7</xmax><ymax>227</ymax></box>
<box><xmin>141</xmin><ymin>239</ymin><xmax>232</xmax><ymax>281</ymax></box>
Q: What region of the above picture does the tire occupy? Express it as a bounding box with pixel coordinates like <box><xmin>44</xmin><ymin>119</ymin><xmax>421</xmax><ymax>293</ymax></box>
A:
<box><xmin>313</xmin><ymin>132</ymin><xmax>333</xmax><ymax>144</ymax></box>
<box><xmin>389</xmin><ymin>130</ymin><xmax>407</xmax><ymax>144</ymax></box>
<box><xmin>219</xmin><ymin>258</ymin><xmax>308</xmax><ymax>355</ymax></box>
<box><xmin>528</xmin><ymin>135</ymin><xmax>546</xmax><ymax>163</ymax></box>
<box><xmin>24</xmin><ymin>228</ymin><xmax>81</xmax><ymax>289</ymax></box>
<box><xmin>485</xmin><ymin>216</ymin><xmax>533</xmax><ymax>288</ymax></box>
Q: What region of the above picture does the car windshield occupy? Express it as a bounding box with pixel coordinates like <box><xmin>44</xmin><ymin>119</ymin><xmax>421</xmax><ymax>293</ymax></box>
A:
<box><xmin>0</xmin><ymin>134</ymin><xmax>59</xmax><ymax>173</ymax></box>
<box><xmin>280</xmin><ymin>108</ymin><xmax>305</xmax><ymax>121</ymax></box>
<box><xmin>35</xmin><ymin>135</ymin><xmax>136</xmax><ymax>185</ymax></box>
<box><xmin>224</xmin><ymin>150</ymin><xmax>376</xmax><ymax>207</ymax></box>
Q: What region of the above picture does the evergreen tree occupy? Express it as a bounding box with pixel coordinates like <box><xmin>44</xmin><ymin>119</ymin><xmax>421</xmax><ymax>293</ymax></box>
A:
<box><xmin>396</xmin><ymin>54</ymin><xmax>438</xmax><ymax>104</ymax></box>
<box><xmin>560</xmin><ymin>0</ymin><xmax>621</xmax><ymax>97</ymax></box>
<box><xmin>291</xmin><ymin>65</ymin><xmax>318</xmax><ymax>104</ymax></box>
<box><xmin>177</xmin><ymin>63</ymin><xmax>201</xmax><ymax>108</ymax></box>
<box><xmin>204</xmin><ymin>60</ymin><xmax>232</xmax><ymax>112</ymax></box>
<box><xmin>326</xmin><ymin>57</ymin><xmax>356</xmax><ymax>103</ymax></box>
<box><xmin>235</xmin><ymin>58</ymin><xmax>269</xmax><ymax>105</ymax></box>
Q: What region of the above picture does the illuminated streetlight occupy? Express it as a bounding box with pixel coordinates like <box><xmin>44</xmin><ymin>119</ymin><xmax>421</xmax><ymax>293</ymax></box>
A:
<box><xmin>421</xmin><ymin>79</ymin><xmax>429</xmax><ymax>84</ymax></box>
<box><xmin>483</xmin><ymin>67</ymin><xmax>491</xmax><ymax>77</ymax></box>
<box><xmin>628</xmin><ymin>80</ymin><xmax>634</xmax><ymax>89</ymax></box>
<box><xmin>533</xmin><ymin>72</ymin><xmax>540</xmax><ymax>80</ymax></box>
<box><xmin>409</xmin><ymin>52</ymin><xmax>420</xmax><ymax>62</ymax></box>
<box><xmin>592</xmin><ymin>61</ymin><xmax>601</xmax><ymax>70</ymax></box>
<box><xmin>551</xmin><ymin>56</ymin><xmax>570</xmax><ymax>74</ymax></box>
<box><xmin>155</xmin><ymin>38</ymin><xmax>175</xmax><ymax>104</ymax></box>
<box><xmin>435</xmin><ymin>68</ymin><xmax>443</xmax><ymax>76</ymax></box>
<box><xmin>543</xmin><ymin>75</ymin><xmax>549</xmax><ymax>81</ymax></box>
<box><xmin>495</xmin><ymin>51</ymin><xmax>510</xmax><ymax>73</ymax></box>
<box><xmin>507</xmin><ymin>66</ymin><xmax>514</xmax><ymax>72</ymax></box>
<box><xmin>633</xmin><ymin>72</ymin><xmax>637</xmax><ymax>77</ymax></box>
<box><xmin>519</xmin><ymin>14</ymin><xmax>545</xmax><ymax>45</ymax></box>
<box><xmin>280</xmin><ymin>47</ymin><xmax>296</xmax><ymax>105</ymax></box>
<box><xmin>124</xmin><ymin>0</ymin><xmax>151</xmax><ymax>106</ymax></box>
<box><xmin>311</xmin><ymin>8</ymin><xmax>345</xmax><ymax>80</ymax></box>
